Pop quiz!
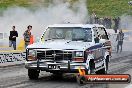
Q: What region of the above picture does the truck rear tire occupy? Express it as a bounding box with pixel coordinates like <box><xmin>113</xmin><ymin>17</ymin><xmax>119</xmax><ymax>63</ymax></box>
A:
<box><xmin>96</xmin><ymin>56</ymin><xmax>109</xmax><ymax>74</ymax></box>
<box><xmin>105</xmin><ymin>56</ymin><xmax>109</xmax><ymax>71</ymax></box>
<box><xmin>96</xmin><ymin>68</ymin><xmax>107</xmax><ymax>74</ymax></box>
<box><xmin>28</xmin><ymin>69</ymin><xmax>39</xmax><ymax>80</ymax></box>
<box><xmin>96</xmin><ymin>60</ymin><xmax>108</xmax><ymax>74</ymax></box>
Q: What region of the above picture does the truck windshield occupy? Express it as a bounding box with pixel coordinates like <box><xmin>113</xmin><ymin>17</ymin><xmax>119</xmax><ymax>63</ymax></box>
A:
<box><xmin>43</xmin><ymin>27</ymin><xmax>92</xmax><ymax>42</ymax></box>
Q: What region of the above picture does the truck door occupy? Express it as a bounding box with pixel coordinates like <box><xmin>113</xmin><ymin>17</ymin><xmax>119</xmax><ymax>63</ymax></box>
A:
<box><xmin>93</xmin><ymin>28</ymin><xmax>104</xmax><ymax>68</ymax></box>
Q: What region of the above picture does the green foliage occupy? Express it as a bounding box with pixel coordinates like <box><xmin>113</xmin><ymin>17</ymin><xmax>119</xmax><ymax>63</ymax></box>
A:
<box><xmin>0</xmin><ymin>0</ymin><xmax>31</xmax><ymax>12</ymax></box>
<box><xmin>0</xmin><ymin>0</ymin><xmax>30</xmax><ymax>7</ymax></box>
<box><xmin>87</xmin><ymin>0</ymin><xmax>132</xmax><ymax>17</ymax></box>
<box><xmin>0</xmin><ymin>0</ymin><xmax>131</xmax><ymax>17</ymax></box>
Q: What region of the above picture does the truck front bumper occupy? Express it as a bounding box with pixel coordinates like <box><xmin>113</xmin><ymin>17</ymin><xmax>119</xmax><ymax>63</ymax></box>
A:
<box><xmin>25</xmin><ymin>60</ymin><xmax>86</xmax><ymax>72</ymax></box>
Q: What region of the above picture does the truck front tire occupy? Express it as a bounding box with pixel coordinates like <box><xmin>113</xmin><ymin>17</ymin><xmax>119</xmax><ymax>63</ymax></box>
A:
<box><xmin>28</xmin><ymin>69</ymin><xmax>39</xmax><ymax>80</ymax></box>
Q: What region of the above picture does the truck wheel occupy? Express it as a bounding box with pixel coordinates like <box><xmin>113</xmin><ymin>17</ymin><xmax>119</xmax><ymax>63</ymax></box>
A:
<box><xmin>88</xmin><ymin>59</ymin><xmax>95</xmax><ymax>74</ymax></box>
<box><xmin>96</xmin><ymin>60</ymin><xmax>108</xmax><ymax>74</ymax></box>
<box><xmin>28</xmin><ymin>69</ymin><xmax>39</xmax><ymax>80</ymax></box>
<box><xmin>96</xmin><ymin>68</ymin><xmax>107</xmax><ymax>74</ymax></box>
<box><xmin>105</xmin><ymin>56</ymin><xmax>109</xmax><ymax>71</ymax></box>
<box><xmin>96</xmin><ymin>55</ymin><xmax>109</xmax><ymax>74</ymax></box>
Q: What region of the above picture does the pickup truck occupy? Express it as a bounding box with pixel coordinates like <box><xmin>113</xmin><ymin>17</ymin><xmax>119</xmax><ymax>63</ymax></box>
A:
<box><xmin>25</xmin><ymin>24</ymin><xmax>111</xmax><ymax>79</ymax></box>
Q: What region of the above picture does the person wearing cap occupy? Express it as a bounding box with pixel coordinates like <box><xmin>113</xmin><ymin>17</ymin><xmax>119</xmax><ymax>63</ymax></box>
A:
<box><xmin>9</xmin><ymin>26</ymin><xmax>18</xmax><ymax>50</ymax></box>
<box><xmin>23</xmin><ymin>25</ymin><xmax>32</xmax><ymax>48</ymax></box>
<box><xmin>116</xmin><ymin>29</ymin><xmax>124</xmax><ymax>53</ymax></box>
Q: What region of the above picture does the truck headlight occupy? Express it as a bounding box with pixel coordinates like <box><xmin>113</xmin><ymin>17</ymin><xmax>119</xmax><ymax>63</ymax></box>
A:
<box><xmin>29</xmin><ymin>50</ymin><xmax>36</xmax><ymax>57</ymax></box>
<box><xmin>75</xmin><ymin>51</ymin><xmax>83</xmax><ymax>57</ymax></box>
<box><xmin>72</xmin><ymin>51</ymin><xmax>84</xmax><ymax>62</ymax></box>
<box><xmin>28</xmin><ymin>50</ymin><xmax>37</xmax><ymax>61</ymax></box>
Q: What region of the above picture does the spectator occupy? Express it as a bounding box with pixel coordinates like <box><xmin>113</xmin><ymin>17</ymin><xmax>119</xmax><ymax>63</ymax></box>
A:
<box><xmin>91</xmin><ymin>11</ymin><xmax>96</xmax><ymax>23</ymax></box>
<box><xmin>113</xmin><ymin>17</ymin><xmax>120</xmax><ymax>33</ymax></box>
<box><xmin>95</xmin><ymin>16</ymin><xmax>99</xmax><ymax>24</ymax></box>
<box><xmin>107</xmin><ymin>17</ymin><xmax>112</xmax><ymax>29</ymax></box>
<box><xmin>23</xmin><ymin>25</ymin><xmax>32</xmax><ymax>48</ymax></box>
<box><xmin>105</xmin><ymin>17</ymin><xmax>108</xmax><ymax>28</ymax></box>
<box><xmin>9</xmin><ymin>26</ymin><xmax>18</xmax><ymax>50</ymax></box>
<box><xmin>102</xmin><ymin>17</ymin><xmax>106</xmax><ymax>26</ymax></box>
<box><xmin>103</xmin><ymin>17</ymin><xmax>108</xmax><ymax>28</ymax></box>
<box><xmin>99</xmin><ymin>18</ymin><xmax>103</xmax><ymax>25</ymax></box>
<box><xmin>116</xmin><ymin>29</ymin><xmax>124</xmax><ymax>53</ymax></box>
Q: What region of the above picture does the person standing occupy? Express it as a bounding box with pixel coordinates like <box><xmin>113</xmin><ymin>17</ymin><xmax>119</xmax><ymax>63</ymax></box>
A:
<box><xmin>91</xmin><ymin>11</ymin><xmax>96</xmax><ymax>24</ymax></box>
<box><xmin>109</xmin><ymin>17</ymin><xmax>112</xmax><ymax>29</ymax></box>
<box><xmin>103</xmin><ymin>17</ymin><xmax>107</xmax><ymax>28</ymax></box>
<box><xmin>116</xmin><ymin>29</ymin><xmax>124</xmax><ymax>53</ymax></box>
<box><xmin>108</xmin><ymin>17</ymin><xmax>112</xmax><ymax>29</ymax></box>
<box><xmin>9</xmin><ymin>26</ymin><xmax>18</xmax><ymax>50</ymax></box>
<box><xmin>23</xmin><ymin>25</ymin><xmax>32</xmax><ymax>48</ymax></box>
<box><xmin>113</xmin><ymin>17</ymin><xmax>120</xmax><ymax>33</ymax></box>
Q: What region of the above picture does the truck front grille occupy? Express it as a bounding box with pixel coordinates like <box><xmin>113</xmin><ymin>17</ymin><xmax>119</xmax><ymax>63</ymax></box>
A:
<box><xmin>37</xmin><ymin>50</ymin><xmax>73</xmax><ymax>61</ymax></box>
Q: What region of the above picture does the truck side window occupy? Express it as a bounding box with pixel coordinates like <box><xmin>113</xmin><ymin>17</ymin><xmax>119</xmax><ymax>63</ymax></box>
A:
<box><xmin>93</xmin><ymin>28</ymin><xmax>100</xmax><ymax>43</ymax></box>
<box><xmin>98</xmin><ymin>27</ymin><xmax>108</xmax><ymax>40</ymax></box>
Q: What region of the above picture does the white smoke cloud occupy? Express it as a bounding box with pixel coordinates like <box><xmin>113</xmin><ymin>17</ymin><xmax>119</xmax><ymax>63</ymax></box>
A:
<box><xmin>120</xmin><ymin>15</ymin><xmax>132</xmax><ymax>30</ymax></box>
<box><xmin>0</xmin><ymin>0</ymin><xmax>89</xmax><ymax>44</ymax></box>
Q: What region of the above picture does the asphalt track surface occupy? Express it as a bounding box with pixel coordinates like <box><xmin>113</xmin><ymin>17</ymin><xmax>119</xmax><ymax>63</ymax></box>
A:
<box><xmin>0</xmin><ymin>51</ymin><xmax>132</xmax><ymax>88</ymax></box>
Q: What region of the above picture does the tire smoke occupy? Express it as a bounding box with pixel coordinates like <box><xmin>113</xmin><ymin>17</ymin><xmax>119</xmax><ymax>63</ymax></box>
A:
<box><xmin>0</xmin><ymin>0</ymin><xmax>89</xmax><ymax>41</ymax></box>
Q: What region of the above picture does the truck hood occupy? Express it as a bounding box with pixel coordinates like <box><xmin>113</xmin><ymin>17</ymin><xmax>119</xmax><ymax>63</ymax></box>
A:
<box><xmin>27</xmin><ymin>40</ymin><xmax>93</xmax><ymax>51</ymax></box>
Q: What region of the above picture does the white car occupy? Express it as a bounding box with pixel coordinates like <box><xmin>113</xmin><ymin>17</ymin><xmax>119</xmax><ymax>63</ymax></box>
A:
<box><xmin>25</xmin><ymin>24</ymin><xmax>111</xmax><ymax>79</ymax></box>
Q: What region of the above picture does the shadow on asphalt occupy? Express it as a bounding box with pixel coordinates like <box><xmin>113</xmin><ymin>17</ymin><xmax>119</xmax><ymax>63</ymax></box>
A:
<box><xmin>29</xmin><ymin>73</ymin><xmax>109</xmax><ymax>88</ymax></box>
<box><xmin>37</xmin><ymin>73</ymin><xmax>77</xmax><ymax>83</ymax></box>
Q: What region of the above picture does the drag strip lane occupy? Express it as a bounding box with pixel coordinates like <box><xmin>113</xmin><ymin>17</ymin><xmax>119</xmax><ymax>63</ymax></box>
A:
<box><xmin>0</xmin><ymin>52</ymin><xmax>132</xmax><ymax>88</ymax></box>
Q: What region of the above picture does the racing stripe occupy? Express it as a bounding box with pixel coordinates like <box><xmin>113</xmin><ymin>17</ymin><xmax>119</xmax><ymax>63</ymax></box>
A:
<box><xmin>88</xmin><ymin>43</ymin><xmax>103</xmax><ymax>51</ymax></box>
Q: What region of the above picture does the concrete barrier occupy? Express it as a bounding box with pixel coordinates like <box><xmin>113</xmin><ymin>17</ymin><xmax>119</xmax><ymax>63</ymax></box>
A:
<box><xmin>0</xmin><ymin>50</ymin><xmax>26</xmax><ymax>67</ymax></box>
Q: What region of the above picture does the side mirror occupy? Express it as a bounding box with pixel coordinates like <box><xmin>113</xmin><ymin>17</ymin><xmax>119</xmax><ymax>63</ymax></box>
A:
<box><xmin>99</xmin><ymin>39</ymin><xmax>106</xmax><ymax>44</ymax></box>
